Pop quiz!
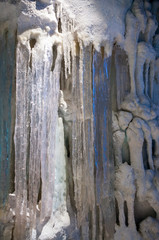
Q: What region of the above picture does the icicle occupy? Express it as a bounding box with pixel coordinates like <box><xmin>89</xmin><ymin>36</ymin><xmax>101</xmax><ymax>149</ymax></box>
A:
<box><xmin>56</xmin><ymin>2</ymin><xmax>62</xmax><ymax>20</ymax></box>
<box><xmin>14</xmin><ymin>39</ymin><xmax>30</xmax><ymax>239</ymax></box>
<box><xmin>13</xmin><ymin>28</ymin><xmax>62</xmax><ymax>239</ymax></box>
<box><xmin>71</xmin><ymin>39</ymin><xmax>83</xmax><ymax>223</ymax></box>
<box><xmin>71</xmin><ymin>39</ymin><xmax>87</xmax><ymax>229</ymax></box>
<box><xmin>39</xmin><ymin>117</ymin><xmax>70</xmax><ymax>240</ymax></box>
<box><xmin>71</xmin><ymin>40</ymin><xmax>97</xmax><ymax>238</ymax></box>
<box><xmin>28</xmin><ymin>36</ymin><xmax>46</xmax><ymax>239</ymax></box>
<box><xmin>40</xmin><ymin>41</ymin><xmax>62</xmax><ymax>223</ymax></box>
<box><xmin>57</xmin><ymin>3</ymin><xmax>75</xmax><ymax>79</ymax></box>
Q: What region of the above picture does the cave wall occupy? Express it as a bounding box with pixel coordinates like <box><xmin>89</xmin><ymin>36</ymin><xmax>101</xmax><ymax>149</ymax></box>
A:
<box><xmin>0</xmin><ymin>0</ymin><xmax>159</xmax><ymax>240</ymax></box>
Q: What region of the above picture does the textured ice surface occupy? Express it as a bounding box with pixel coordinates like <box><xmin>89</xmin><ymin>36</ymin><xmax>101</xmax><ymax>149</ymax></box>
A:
<box><xmin>0</xmin><ymin>0</ymin><xmax>159</xmax><ymax>239</ymax></box>
<box><xmin>58</xmin><ymin>0</ymin><xmax>133</xmax><ymax>54</ymax></box>
<box><xmin>0</xmin><ymin>14</ymin><xmax>16</xmax><ymax>206</ymax></box>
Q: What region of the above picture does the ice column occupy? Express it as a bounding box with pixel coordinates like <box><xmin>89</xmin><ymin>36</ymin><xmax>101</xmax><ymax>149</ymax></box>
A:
<box><xmin>14</xmin><ymin>30</ymin><xmax>62</xmax><ymax>239</ymax></box>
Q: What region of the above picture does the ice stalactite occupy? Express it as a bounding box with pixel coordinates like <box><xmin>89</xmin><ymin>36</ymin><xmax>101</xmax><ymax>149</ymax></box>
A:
<box><xmin>71</xmin><ymin>43</ymin><xmax>96</xmax><ymax>238</ymax></box>
<box><xmin>56</xmin><ymin>2</ymin><xmax>74</xmax><ymax>79</ymax></box>
<box><xmin>56</xmin><ymin>4</ymin><xmax>114</xmax><ymax>237</ymax></box>
<box><xmin>14</xmin><ymin>38</ymin><xmax>29</xmax><ymax>240</ymax></box>
<box><xmin>111</xmin><ymin>46</ymin><xmax>131</xmax><ymax>110</ymax></box>
<box><xmin>57</xmin><ymin>7</ymin><xmax>114</xmax><ymax>237</ymax></box>
<box><xmin>14</xmin><ymin>28</ymin><xmax>63</xmax><ymax>239</ymax></box>
<box><xmin>0</xmin><ymin>23</ymin><xmax>16</xmax><ymax>207</ymax></box>
<box><xmin>12</xmin><ymin>2</ymin><xmax>114</xmax><ymax>239</ymax></box>
<box><xmin>39</xmin><ymin>118</ymin><xmax>70</xmax><ymax>240</ymax></box>
<box><xmin>92</xmin><ymin>49</ymin><xmax>114</xmax><ymax>240</ymax></box>
<box><xmin>0</xmin><ymin>4</ymin><xmax>17</xmax><ymax>240</ymax></box>
<box><xmin>39</xmin><ymin>40</ymin><xmax>61</xmax><ymax>225</ymax></box>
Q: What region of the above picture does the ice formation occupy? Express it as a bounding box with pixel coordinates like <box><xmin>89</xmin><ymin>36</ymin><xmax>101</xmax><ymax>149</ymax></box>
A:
<box><xmin>0</xmin><ymin>0</ymin><xmax>159</xmax><ymax>239</ymax></box>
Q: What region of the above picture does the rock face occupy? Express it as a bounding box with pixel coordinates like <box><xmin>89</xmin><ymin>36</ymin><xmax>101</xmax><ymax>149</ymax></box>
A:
<box><xmin>0</xmin><ymin>0</ymin><xmax>159</xmax><ymax>240</ymax></box>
